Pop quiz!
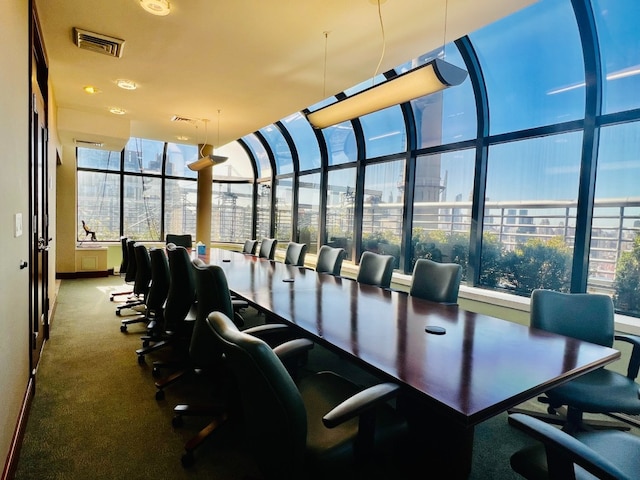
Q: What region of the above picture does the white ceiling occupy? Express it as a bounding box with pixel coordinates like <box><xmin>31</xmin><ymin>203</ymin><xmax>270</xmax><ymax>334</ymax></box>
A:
<box><xmin>35</xmin><ymin>0</ymin><xmax>536</xmax><ymax>151</ymax></box>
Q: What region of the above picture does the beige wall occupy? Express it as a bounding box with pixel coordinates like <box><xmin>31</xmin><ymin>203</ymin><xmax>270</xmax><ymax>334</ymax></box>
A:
<box><xmin>56</xmin><ymin>145</ymin><xmax>77</xmax><ymax>274</ymax></box>
<box><xmin>0</xmin><ymin>0</ymin><xmax>31</xmax><ymax>468</ymax></box>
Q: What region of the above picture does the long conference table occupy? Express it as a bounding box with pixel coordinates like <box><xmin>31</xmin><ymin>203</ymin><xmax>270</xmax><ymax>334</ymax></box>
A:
<box><xmin>203</xmin><ymin>248</ymin><xmax>620</xmax><ymax>478</ymax></box>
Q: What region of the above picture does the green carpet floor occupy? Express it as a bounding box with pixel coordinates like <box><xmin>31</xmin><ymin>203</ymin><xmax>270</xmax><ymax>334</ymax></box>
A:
<box><xmin>15</xmin><ymin>275</ymin><xmax>609</xmax><ymax>479</ymax></box>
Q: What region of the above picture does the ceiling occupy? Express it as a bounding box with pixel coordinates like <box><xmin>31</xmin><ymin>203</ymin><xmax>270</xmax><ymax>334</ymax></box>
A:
<box><xmin>35</xmin><ymin>0</ymin><xmax>535</xmax><ymax>152</ymax></box>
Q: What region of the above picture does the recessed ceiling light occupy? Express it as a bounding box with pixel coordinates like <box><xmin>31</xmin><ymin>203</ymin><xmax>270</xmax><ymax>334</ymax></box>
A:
<box><xmin>116</xmin><ymin>79</ymin><xmax>137</xmax><ymax>90</ymax></box>
<box><xmin>176</xmin><ymin>135</ymin><xmax>189</xmax><ymax>141</ymax></box>
<box><xmin>109</xmin><ymin>107</ymin><xmax>126</xmax><ymax>115</ymax></box>
<box><xmin>83</xmin><ymin>85</ymin><xmax>101</xmax><ymax>94</ymax></box>
<box><xmin>139</xmin><ymin>0</ymin><xmax>170</xmax><ymax>16</ymax></box>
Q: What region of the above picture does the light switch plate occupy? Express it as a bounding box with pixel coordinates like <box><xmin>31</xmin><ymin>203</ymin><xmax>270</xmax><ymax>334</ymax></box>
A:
<box><xmin>14</xmin><ymin>213</ymin><xmax>23</xmax><ymax>237</ymax></box>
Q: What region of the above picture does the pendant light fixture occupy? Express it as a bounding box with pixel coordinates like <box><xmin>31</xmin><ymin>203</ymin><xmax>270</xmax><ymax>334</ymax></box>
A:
<box><xmin>188</xmin><ymin>111</ymin><xmax>228</xmax><ymax>171</ymax></box>
<box><xmin>306</xmin><ymin>0</ymin><xmax>467</xmax><ymax>129</ymax></box>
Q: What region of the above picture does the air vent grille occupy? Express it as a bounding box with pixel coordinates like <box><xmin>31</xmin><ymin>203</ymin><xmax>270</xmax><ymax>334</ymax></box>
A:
<box><xmin>171</xmin><ymin>115</ymin><xmax>198</xmax><ymax>123</ymax></box>
<box><xmin>73</xmin><ymin>27</ymin><xmax>125</xmax><ymax>58</ymax></box>
<box><xmin>74</xmin><ymin>139</ymin><xmax>104</xmax><ymax>148</ymax></box>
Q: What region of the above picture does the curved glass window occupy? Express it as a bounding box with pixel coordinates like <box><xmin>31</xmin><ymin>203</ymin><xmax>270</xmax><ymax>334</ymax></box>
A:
<box><xmin>281</xmin><ymin>112</ymin><xmax>321</xmax><ymax>172</ymax></box>
<box><xmin>124</xmin><ymin>137</ymin><xmax>164</xmax><ymax>174</ymax></box>
<box><xmin>259</xmin><ymin>125</ymin><xmax>293</xmax><ymax>175</ymax></box>
<box><xmin>326</xmin><ymin>168</ymin><xmax>356</xmax><ymax>259</ymax></box>
<box><xmin>480</xmin><ymin>132</ymin><xmax>583</xmax><ymax>295</ymax></box>
<box><xmin>470</xmin><ymin>0</ymin><xmax>585</xmax><ymax>134</ymax></box>
<box><xmin>592</xmin><ymin>0</ymin><xmax>640</xmax><ymax>114</ymax></box>
<box><xmin>359</xmin><ymin>105</ymin><xmax>406</xmax><ymax>158</ymax></box>
<box><xmin>243</xmin><ymin>133</ymin><xmax>272</xmax><ymax>180</ymax></box>
<box><xmin>411</xmin><ymin>149</ymin><xmax>475</xmax><ymax>273</ymax></box>
<box><xmin>212</xmin><ymin>182</ymin><xmax>254</xmax><ymax>242</ymax></box>
<box><xmin>275</xmin><ymin>177</ymin><xmax>293</xmax><ymax>243</ymax></box>
<box><xmin>215</xmin><ymin>141</ymin><xmax>255</xmax><ymax>180</ymax></box>
<box><xmin>256</xmin><ymin>182</ymin><xmax>272</xmax><ymax>239</ymax></box>
<box><xmin>123</xmin><ymin>175</ymin><xmax>162</xmax><ymax>240</ymax></box>
<box><xmin>323</xmin><ymin>122</ymin><xmax>357</xmax><ymax>166</ymax></box>
<box><xmin>361</xmin><ymin>160</ymin><xmax>405</xmax><ymax>269</ymax></box>
<box><xmin>165</xmin><ymin>143</ymin><xmax>197</xmax><ymax>179</ymax></box>
<box><xmin>164</xmin><ymin>178</ymin><xmax>196</xmax><ymax>239</ymax></box>
<box><xmin>591</xmin><ymin>122</ymin><xmax>640</xmax><ymax>315</ymax></box>
<box><xmin>298</xmin><ymin>172</ymin><xmax>320</xmax><ymax>254</ymax></box>
<box><xmin>77</xmin><ymin>147</ymin><xmax>121</xmax><ymax>171</ymax></box>
<box><xmin>76</xmin><ymin>170</ymin><xmax>120</xmax><ymax>241</ymax></box>
<box><xmin>408</xmin><ymin>45</ymin><xmax>476</xmax><ymax>148</ymax></box>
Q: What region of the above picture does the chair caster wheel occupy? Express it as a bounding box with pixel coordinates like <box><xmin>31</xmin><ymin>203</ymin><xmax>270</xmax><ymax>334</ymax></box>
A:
<box><xmin>181</xmin><ymin>452</ymin><xmax>194</xmax><ymax>468</ymax></box>
<box><xmin>152</xmin><ymin>367</ymin><xmax>161</xmax><ymax>378</ymax></box>
<box><xmin>547</xmin><ymin>406</ymin><xmax>557</xmax><ymax>415</ymax></box>
<box><xmin>116</xmin><ymin>310</ymin><xmax>122</xmax><ymax>316</ymax></box>
<box><xmin>155</xmin><ymin>390</ymin><xmax>165</xmax><ymax>401</ymax></box>
<box><xmin>137</xmin><ymin>355</ymin><xmax>145</xmax><ymax>365</ymax></box>
<box><xmin>120</xmin><ymin>325</ymin><xmax>127</xmax><ymax>333</ymax></box>
<box><xmin>142</xmin><ymin>340</ymin><xmax>150</xmax><ymax>348</ymax></box>
<box><xmin>172</xmin><ymin>415</ymin><xmax>183</xmax><ymax>427</ymax></box>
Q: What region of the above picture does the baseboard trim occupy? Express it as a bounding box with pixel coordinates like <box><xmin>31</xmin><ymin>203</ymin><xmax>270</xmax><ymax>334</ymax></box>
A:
<box><xmin>56</xmin><ymin>271</ymin><xmax>109</xmax><ymax>279</ymax></box>
<box><xmin>2</xmin><ymin>375</ymin><xmax>35</xmax><ymax>480</ymax></box>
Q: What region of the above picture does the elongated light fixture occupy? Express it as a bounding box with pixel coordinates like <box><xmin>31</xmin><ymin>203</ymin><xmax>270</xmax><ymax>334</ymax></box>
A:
<box><xmin>306</xmin><ymin>58</ymin><xmax>467</xmax><ymax>129</ymax></box>
<box><xmin>187</xmin><ymin>153</ymin><xmax>228</xmax><ymax>171</ymax></box>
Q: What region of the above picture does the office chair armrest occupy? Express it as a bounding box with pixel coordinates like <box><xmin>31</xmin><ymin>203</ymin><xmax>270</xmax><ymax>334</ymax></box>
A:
<box><xmin>273</xmin><ymin>338</ymin><xmax>314</xmax><ymax>363</ymax></box>
<box><xmin>509</xmin><ymin>413</ymin><xmax>630</xmax><ymax>480</ymax></box>
<box><xmin>244</xmin><ymin>323</ymin><xmax>290</xmax><ymax>343</ymax></box>
<box><xmin>322</xmin><ymin>382</ymin><xmax>400</xmax><ymax>428</ymax></box>
<box><xmin>614</xmin><ymin>333</ymin><xmax>640</xmax><ymax>379</ymax></box>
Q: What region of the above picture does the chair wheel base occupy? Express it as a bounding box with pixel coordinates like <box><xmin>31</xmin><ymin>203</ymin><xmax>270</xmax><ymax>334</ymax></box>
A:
<box><xmin>155</xmin><ymin>390</ymin><xmax>165</xmax><ymax>401</ymax></box>
<box><xmin>120</xmin><ymin>325</ymin><xmax>127</xmax><ymax>333</ymax></box>
<box><xmin>172</xmin><ymin>415</ymin><xmax>183</xmax><ymax>427</ymax></box>
<box><xmin>137</xmin><ymin>355</ymin><xmax>145</xmax><ymax>365</ymax></box>
<box><xmin>181</xmin><ymin>452</ymin><xmax>194</xmax><ymax>468</ymax></box>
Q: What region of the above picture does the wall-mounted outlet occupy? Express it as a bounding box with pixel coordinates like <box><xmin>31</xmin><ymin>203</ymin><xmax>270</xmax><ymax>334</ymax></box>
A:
<box><xmin>14</xmin><ymin>213</ymin><xmax>23</xmax><ymax>237</ymax></box>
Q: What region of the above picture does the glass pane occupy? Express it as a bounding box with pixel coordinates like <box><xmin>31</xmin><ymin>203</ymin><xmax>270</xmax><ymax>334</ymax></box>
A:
<box><xmin>593</xmin><ymin>0</ymin><xmax>640</xmax><ymax>114</ymax></box>
<box><xmin>243</xmin><ymin>133</ymin><xmax>272</xmax><ymax>179</ymax></box>
<box><xmin>470</xmin><ymin>0</ymin><xmax>585</xmax><ymax>134</ymax></box>
<box><xmin>326</xmin><ymin>168</ymin><xmax>356</xmax><ymax>260</ymax></box>
<box><xmin>124</xmin><ymin>137</ymin><xmax>165</xmax><ymax>174</ymax></box>
<box><xmin>212</xmin><ymin>182</ymin><xmax>254</xmax><ymax>242</ymax></box>
<box><xmin>275</xmin><ymin>177</ymin><xmax>293</xmax><ymax>243</ymax></box>
<box><xmin>408</xmin><ymin>45</ymin><xmax>476</xmax><ymax>148</ymax></box>
<box><xmin>359</xmin><ymin>105</ymin><xmax>406</xmax><ymax>158</ymax></box>
<box><xmin>164</xmin><ymin>178</ymin><xmax>197</xmax><ymax>239</ymax></box>
<box><xmin>361</xmin><ymin>160</ymin><xmax>405</xmax><ymax>269</ymax></box>
<box><xmin>165</xmin><ymin>143</ymin><xmax>197</xmax><ymax>179</ymax></box>
<box><xmin>480</xmin><ymin>133</ymin><xmax>583</xmax><ymax>295</ymax></box>
<box><xmin>215</xmin><ymin>141</ymin><xmax>256</xmax><ymax>180</ymax></box>
<box><xmin>281</xmin><ymin>112</ymin><xmax>321</xmax><ymax>172</ymax></box>
<box><xmin>592</xmin><ymin>122</ymin><xmax>640</xmax><ymax>315</ymax></box>
<box><xmin>256</xmin><ymin>182</ymin><xmax>272</xmax><ymax>239</ymax></box>
<box><xmin>298</xmin><ymin>173</ymin><xmax>320</xmax><ymax>254</ymax></box>
<box><xmin>323</xmin><ymin>122</ymin><xmax>357</xmax><ymax>166</ymax></box>
<box><xmin>411</xmin><ymin>150</ymin><xmax>474</xmax><ymax>276</ymax></box>
<box><xmin>77</xmin><ymin>147</ymin><xmax>121</xmax><ymax>171</ymax></box>
<box><xmin>259</xmin><ymin>125</ymin><xmax>293</xmax><ymax>175</ymax></box>
<box><xmin>77</xmin><ymin>171</ymin><xmax>120</xmax><ymax>241</ymax></box>
<box><xmin>123</xmin><ymin>175</ymin><xmax>162</xmax><ymax>240</ymax></box>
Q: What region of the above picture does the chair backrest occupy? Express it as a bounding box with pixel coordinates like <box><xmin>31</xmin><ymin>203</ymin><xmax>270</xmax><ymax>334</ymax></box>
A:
<box><xmin>191</xmin><ymin>263</ymin><xmax>236</xmax><ymax>368</ymax></box>
<box><xmin>165</xmin><ymin>233</ymin><xmax>193</xmax><ymax>249</ymax></box>
<box><xmin>530</xmin><ymin>289</ymin><xmax>615</xmax><ymax>347</ymax></box>
<box><xmin>163</xmin><ymin>244</ymin><xmax>197</xmax><ymax>331</ymax></box>
<box><xmin>242</xmin><ymin>239</ymin><xmax>258</xmax><ymax>255</ymax></box>
<box><xmin>206</xmin><ymin>311</ymin><xmax>307</xmax><ymax>478</ymax></box>
<box><xmin>356</xmin><ymin>251</ymin><xmax>394</xmax><ymax>288</ymax></box>
<box><xmin>315</xmin><ymin>245</ymin><xmax>346</xmax><ymax>276</ymax></box>
<box><xmin>284</xmin><ymin>242</ymin><xmax>308</xmax><ymax>267</ymax></box>
<box><xmin>258</xmin><ymin>238</ymin><xmax>278</xmax><ymax>260</ymax></box>
<box><xmin>124</xmin><ymin>239</ymin><xmax>137</xmax><ymax>283</ymax></box>
<box><xmin>133</xmin><ymin>243</ymin><xmax>152</xmax><ymax>297</ymax></box>
<box><xmin>146</xmin><ymin>247</ymin><xmax>170</xmax><ymax>314</ymax></box>
<box><xmin>119</xmin><ymin>236</ymin><xmax>129</xmax><ymax>276</ymax></box>
<box><xmin>409</xmin><ymin>258</ymin><xmax>462</xmax><ymax>304</ymax></box>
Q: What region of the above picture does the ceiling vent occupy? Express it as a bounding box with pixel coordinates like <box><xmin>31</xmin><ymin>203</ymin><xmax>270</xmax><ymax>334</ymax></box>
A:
<box><xmin>73</xmin><ymin>27</ymin><xmax>125</xmax><ymax>58</ymax></box>
<box><xmin>74</xmin><ymin>139</ymin><xmax>104</xmax><ymax>148</ymax></box>
<box><xmin>171</xmin><ymin>115</ymin><xmax>198</xmax><ymax>124</ymax></box>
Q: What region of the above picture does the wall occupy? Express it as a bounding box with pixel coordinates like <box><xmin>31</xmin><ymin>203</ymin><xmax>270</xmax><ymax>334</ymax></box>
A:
<box><xmin>0</xmin><ymin>0</ymin><xmax>31</xmax><ymax>471</ymax></box>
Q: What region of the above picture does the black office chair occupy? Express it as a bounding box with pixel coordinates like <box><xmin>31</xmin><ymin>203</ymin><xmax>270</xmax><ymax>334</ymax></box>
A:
<box><xmin>315</xmin><ymin>245</ymin><xmax>346</xmax><ymax>276</ymax></box>
<box><xmin>409</xmin><ymin>258</ymin><xmax>462</xmax><ymax>304</ymax></box>
<box><xmin>123</xmin><ymin>247</ymin><xmax>171</xmax><ymax>335</ymax></box>
<box><xmin>284</xmin><ymin>241</ymin><xmax>308</xmax><ymax>267</ymax></box>
<box><xmin>258</xmin><ymin>237</ymin><xmax>277</xmax><ymax>260</ymax></box>
<box><xmin>205</xmin><ymin>310</ymin><xmax>409</xmax><ymax>479</ymax></box>
<box><xmin>166</xmin><ymin>233</ymin><xmax>193</xmax><ymax>249</ymax></box>
<box><xmin>135</xmin><ymin>244</ymin><xmax>197</xmax><ymax>365</ymax></box>
<box><xmin>116</xmin><ymin>241</ymin><xmax>152</xmax><ymax>316</ymax></box>
<box><xmin>241</xmin><ymin>239</ymin><xmax>258</xmax><ymax>255</ymax></box>
<box><xmin>509</xmin><ymin>412</ymin><xmax>640</xmax><ymax>480</ymax></box>
<box><xmin>509</xmin><ymin>289</ymin><xmax>640</xmax><ymax>432</ymax></box>
<box><xmin>110</xmin><ymin>236</ymin><xmax>133</xmax><ymax>301</ymax></box>
<box><xmin>356</xmin><ymin>251</ymin><xmax>394</xmax><ymax>289</ymax></box>
<box><xmin>119</xmin><ymin>243</ymin><xmax>154</xmax><ymax>330</ymax></box>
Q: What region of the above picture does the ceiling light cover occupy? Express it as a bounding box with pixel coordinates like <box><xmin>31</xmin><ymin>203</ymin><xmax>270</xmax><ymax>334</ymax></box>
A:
<box><xmin>306</xmin><ymin>58</ymin><xmax>468</xmax><ymax>129</ymax></box>
<box><xmin>83</xmin><ymin>85</ymin><xmax>101</xmax><ymax>94</ymax></box>
<box><xmin>109</xmin><ymin>107</ymin><xmax>127</xmax><ymax>115</ymax></box>
<box><xmin>187</xmin><ymin>155</ymin><xmax>228</xmax><ymax>171</ymax></box>
<box><xmin>116</xmin><ymin>79</ymin><xmax>137</xmax><ymax>90</ymax></box>
<box><xmin>140</xmin><ymin>0</ymin><xmax>171</xmax><ymax>16</ymax></box>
